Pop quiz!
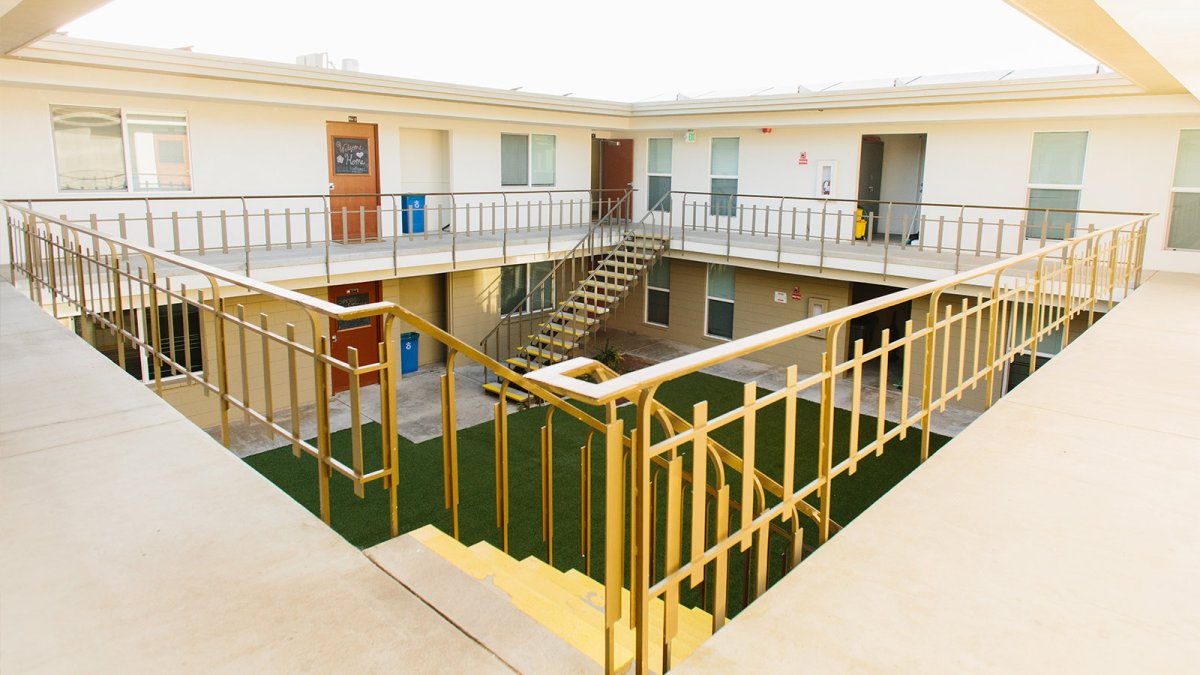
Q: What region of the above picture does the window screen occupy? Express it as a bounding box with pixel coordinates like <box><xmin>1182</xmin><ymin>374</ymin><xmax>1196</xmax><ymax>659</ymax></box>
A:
<box><xmin>710</xmin><ymin>137</ymin><xmax>739</xmax><ymax>176</ymax></box>
<box><xmin>531</xmin><ymin>134</ymin><xmax>556</xmax><ymax>186</ymax></box>
<box><xmin>501</xmin><ymin>134</ymin><xmax>529</xmax><ymax>186</ymax></box>
<box><xmin>1029</xmin><ymin>132</ymin><xmax>1087</xmax><ymax>185</ymax></box>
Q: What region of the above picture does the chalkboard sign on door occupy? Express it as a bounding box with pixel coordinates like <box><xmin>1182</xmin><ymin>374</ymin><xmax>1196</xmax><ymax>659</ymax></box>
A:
<box><xmin>333</xmin><ymin>137</ymin><xmax>371</xmax><ymax>175</ymax></box>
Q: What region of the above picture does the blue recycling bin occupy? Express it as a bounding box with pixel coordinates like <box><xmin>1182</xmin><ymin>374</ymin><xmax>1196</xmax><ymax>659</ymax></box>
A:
<box><xmin>401</xmin><ymin>195</ymin><xmax>425</xmax><ymax>234</ymax></box>
<box><xmin>400</xmin><ymin>332</ymin><xmax>419</xmax><ymax>374</ymax></box>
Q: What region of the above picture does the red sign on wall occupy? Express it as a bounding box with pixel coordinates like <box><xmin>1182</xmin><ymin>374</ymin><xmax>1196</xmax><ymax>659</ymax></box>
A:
<box><xmin>798</xmin><ymin>152</ymin><xmax>808</xmax><ymax>166</ymax></box>
<box><xmin>791</xmin><ymin>286</ymin><xmax>803</xmax><ymax>300</ymax></box>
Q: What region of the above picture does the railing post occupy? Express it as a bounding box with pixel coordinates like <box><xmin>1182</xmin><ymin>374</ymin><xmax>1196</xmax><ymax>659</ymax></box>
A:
<box><xmin>632</xmin><ymin>387</ymin><xmax>658</xmax><ymax>675</ymax></box>
<box><xmin>920</xmin><ymin>291</ymin><xmax>940</xmax><ymax>462</ymax></box>
<box><xmin>313</xmin><ymin>332</ymin><xmax>333</xmax><ymax>525</ymax></box>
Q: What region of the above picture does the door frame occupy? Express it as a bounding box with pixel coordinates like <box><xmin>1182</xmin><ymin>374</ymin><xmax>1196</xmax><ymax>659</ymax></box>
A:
<box><xmin>327</xmin><ymin>121</ymin><xmax>381</xmax><ymax>241</ymax></box>
<box><xmin>327</xmin><ymin>280</ymin><xmax>383</xmax><ymax>394</ymax></box>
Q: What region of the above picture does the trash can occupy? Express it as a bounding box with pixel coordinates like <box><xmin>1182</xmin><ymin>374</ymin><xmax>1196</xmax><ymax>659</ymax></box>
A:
<box><xmin>400</xmin><ymin>332</ymin><xmax>419</xmax><ymax>374</ymax></box>
<box><xmin>401</xmin><ymin>195</ymin><xmax>425</xmax><ymax>234</ymax></box>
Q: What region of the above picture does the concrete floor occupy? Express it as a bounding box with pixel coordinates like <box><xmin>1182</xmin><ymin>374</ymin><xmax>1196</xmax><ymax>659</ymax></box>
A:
<box><xmin>216</xmin><ymin>360</ymin><xmax>516</xmax><ymax>457</ymax></box>
<box><xmin>676</xmin><ymin>271</ymin><xmax>1200</xmax><ymax>673</ymax></box>
<box><xmin>0</xmin><ymin>281</ymin><xmax>516</xmax><ymax>674</ymax></box>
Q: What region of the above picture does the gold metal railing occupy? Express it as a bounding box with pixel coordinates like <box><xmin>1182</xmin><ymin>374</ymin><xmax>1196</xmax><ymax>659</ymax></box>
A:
<box><xmin>12</xmin><ymin>188</ymin><xmax>629</xmax><ymax>278</ymax></box>
<box><xmin>640</xmin><ymin>190</ymin><xmax>1148</xmax><ymax>276</ymax></box>
<box><xmin>2</xmin><ymin>195</ymin><xmax>1153</xmax><ymax>674</ymax></box>
<box><xmin>1</xmin><ymin>200</ymin><xmax>613</xmax><ymax>547</ymax></box>
<box><xmin>527</xmin><ymin>212</ymin><xmax>1151</xmax><ymax>673</ymax></box>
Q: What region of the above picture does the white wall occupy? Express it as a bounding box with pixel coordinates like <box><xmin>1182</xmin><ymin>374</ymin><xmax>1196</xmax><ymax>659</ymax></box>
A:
<box><xmin>2</xmin><ymin>79</ymin><xmax>1199</xmax><ymax>272</ymax></box>
<box><xmin>625</xmin><ymin>116</ymin><xmax>1200</xmax><ymax>272</ymax></box>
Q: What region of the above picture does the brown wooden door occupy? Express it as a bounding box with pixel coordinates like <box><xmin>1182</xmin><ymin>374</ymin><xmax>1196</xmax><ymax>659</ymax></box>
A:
<box><xmin>601</xmin><ymin>138</ymin><xmax>634</xmax><ymax>220</ymax></box>
<box><xmin>327</xmin><ymin>121</ymin><xmax>380</xmax><ymax>241</ymax></box>
<box><xmin>328</xmin><ymin>281</ymin><xmax>381</xmax><ymax>393</ymax></box>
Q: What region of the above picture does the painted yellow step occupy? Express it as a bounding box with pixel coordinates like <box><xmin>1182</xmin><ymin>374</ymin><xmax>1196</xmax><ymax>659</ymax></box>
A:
<box><xmin>407</xmin><ymin>525</ymin><xmax>493</xmax><ymax>579</ymax></box>
<box><xmin>481</xmin><ymin>381</ymin><xmax>531</xmax><ymax>403</ymax></box>
<box><xmin>467</xmin><ymin>543</ymin><xmax>630</xmax><ymax>668</ymax></box>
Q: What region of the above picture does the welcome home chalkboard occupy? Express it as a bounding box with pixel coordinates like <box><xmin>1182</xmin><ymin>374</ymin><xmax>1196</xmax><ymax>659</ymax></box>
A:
<box><xmin>333</xmin><ymin>137</ymin><xmax>370</xmax><ymax>175</ymax></box>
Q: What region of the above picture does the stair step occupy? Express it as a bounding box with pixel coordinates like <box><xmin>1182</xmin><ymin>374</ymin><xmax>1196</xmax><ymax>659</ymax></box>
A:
<box><xmin>481</xmin><ymin>381</ymin><xmax>531</xmax><ymax>403</ymax></box>
<box><xmin>561</xmin><ymin>300</ymin><xmax>610</xmax><ymax>315</ymax></box>
<box><xmin>467</xmin><ymin>543</ymin><xmax>627</xmax><ymax>667</ymax></box>
<box><xmin>600</xmin><ymin>260</ymin><xmax>645</xmax><ymax>271</ymax></box>
<box><xmin>542</xmin><ymin>321</ymin><xmax>587</xmax><ymax>337</ymax></box>
<box><xmin>413</xmin><ymin>527</ymin><xmax>714</xmax><ymax>671</ymax></box>
<box><xmin>518</xmin><ymin>345</ymin><xmax>567</xmax><ymax>362</ymax></box>
<box><xmin>576</xmin><ymin>290</ymin><xmax>618</xmax><ymax>304</ymax></box>
<box><xmin>533</xmin><ymin>334</ymin><xmax>576</xmax><ymax>351</ymax></box>
<box><xmin>505</xmin><ymin>356</ymin><xmax>542</xmax><ymax>371</ymax></box>
<box><xmin>591</xmin><ymin>269</ymin><xmax>637</xmax><ymax>282</ymax></box>
<box><xmin>611</xmin><ymin>249</ymin><xmax>655</xmax><ymax>260</ymax></box>
<box><xmin>582</xmin><ymin>279</ymin><xmax>627</xmax><ymax>293</ymax></box>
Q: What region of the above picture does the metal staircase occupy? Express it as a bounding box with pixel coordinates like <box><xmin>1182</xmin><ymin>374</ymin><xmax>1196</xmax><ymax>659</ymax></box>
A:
<box><xmin>482</xmin><ymin>231</ymin><xmax>669</xmax><ymax>402</ymax></box>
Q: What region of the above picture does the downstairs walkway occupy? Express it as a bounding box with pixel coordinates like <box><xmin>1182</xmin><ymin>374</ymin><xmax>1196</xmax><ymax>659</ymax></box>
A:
<box><xmin>675</xmin><ymin>271</ymin><xmax>1200</xmax><ymax>672</ymax></box>
<box><xmin>0</xmin><ymin>281</ymin><xmax>585</xmax><ymax>673</ymax></box>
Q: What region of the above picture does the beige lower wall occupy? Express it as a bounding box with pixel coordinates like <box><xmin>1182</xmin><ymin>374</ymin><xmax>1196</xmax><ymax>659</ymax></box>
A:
<box><xmin>158</xmin><ymin>274</ymin><xmax>447</xmax><ymax>430</ymax></box>
<box><xmin>604</xmin><ymin>257</ymin><xmax>853</xmax><ymax>373</ymax></box>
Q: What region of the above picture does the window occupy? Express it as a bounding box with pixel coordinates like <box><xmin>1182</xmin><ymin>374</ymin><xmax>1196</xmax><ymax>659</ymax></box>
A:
<box><xmin>499</xmin><ymin>261</ymin><xmax>555</xmax><ymax>315</ymax></box>
<box><xmin>51</xmin><ymin>105</ymin><xmax>192</xmax><ymax>192</ymax></box>
<box><xmin>710</xmin><ymin>137</ymin><xmax>739</xmax><ymax>217</ymax></box>
<box><xmin>1026</xmin><ymin>131</ymin><xmax>1087</xmax><ymax>239</ymax></box>
<box><xmin>645</xmin><ymin>258</ymin><xmax>670</xmax><ymax>326</ymax></box>
<box><xmin>1167</xmin><ymin>129</ymin><xmax>1200</xmax><ymax>250</ymax></box>
<box><xmin>705</xmin><ymin>264</ymin><xmax>735</xmax><ymax>340</ymax></box>
<box><xmin>73</xmin><ymin>304</ymin><xmax>203</xmax><ymax>383</ymax></box>
<box><xmin>501</xmin><ymin>133</ymin><xmax>556</xmax><ymax>186</ymax></box>
<box><xmin>647</xmin><ymin>138</ymin><xmax>672</xmax><ymax>212</ymax></box>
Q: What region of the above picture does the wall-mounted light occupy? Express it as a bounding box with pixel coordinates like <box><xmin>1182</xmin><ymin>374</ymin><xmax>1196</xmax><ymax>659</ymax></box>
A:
<box><xmin>762</xmin><ymin>128</ymin><xmax>773</xmax><ymax>134</ymax></box>
<box><xmin>348</xmin><ymin>115</ymin><xmax>358</xmax><ymax>123</ymax></box>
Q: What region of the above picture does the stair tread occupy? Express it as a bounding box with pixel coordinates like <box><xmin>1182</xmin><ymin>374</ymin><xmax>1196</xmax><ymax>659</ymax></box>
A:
<box><xmin>533</xmin><ymin>334</ymin><xmax>576</xmax><ymax>350</ymax></box>
<box><xmin>561</xmin><ymin>301</ymin><xmax>610</xmax><ymax>314</ymax></box>
<box><xmin>481</xmin><ymin>381</ymin><xmax>531</xmax><ymax>402</ymax></box>
<box><xmin>518</xmin><ymin>345</ymin><xmax>567</xmax><ymax>361</ymax></box>
<box><xmin>591</xmin><ymin>269</ymin><xmax>637</xmax><ymax>281</ymax></box>
<box><xmin>505</xmin><ymin>357</ymin><xmax>542</xmax><ymax>371</ymax></box>
<box><xmin>414</xmin><ymin>530</ymin><xmax>712</xmax><ymax>670</ymax></box>
<box><xmin>576</xmin><ymin>290</ymin><xmax>618</xmax><ymax>303</ymax></box>
<box><xmin>582</xmin><ymin>280</ymin><xmax>627</xmax><ymax>292</ymax></box>
<box><xmin>543</xmin><ymin>321</ymin><xmax>587</xmax><ymax>337</ymax></box>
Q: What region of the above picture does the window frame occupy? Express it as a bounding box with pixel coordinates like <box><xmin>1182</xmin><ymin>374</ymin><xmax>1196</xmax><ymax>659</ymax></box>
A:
<box><xmin>49</xmin><ymin>103</ymin><xmax>195</xmax><ymax>195</ymax></box>
<box><xmin>1024</xmin><ymin>130</ymin><xmax>1088</xmax><ymax>240</ymax></box>
<box><xmin>647</xmin><ymin>137</ymin><xmax>673</xmax><ymax>213</ymax></box>
<box><xmin>643</xmin><ymin>258</ymin><xmax>671</xmax><ymax>328</ymax></box>
<box><xmin>704</xmin><ymin>263</ymin><xmax>735</xmax><ymax>341</ymax></box>
<box><xmin>500</xmin><ymin>132</ymin><xmax>557</xmax><ymax>187</ymax></box>
<box><xmin>1166</xmin><ymin>128</ymin><xmax>1200</xmax><ymax>251</ymax></box>
<box><xmin>499</xmin><ymin>262</ymin><xmax>555</xmax><ymax>316</ymax></box>
<box><xmin>709</xmin><ymin>137</ymin><xmax>740</xmax><ymax>218</ymax></box>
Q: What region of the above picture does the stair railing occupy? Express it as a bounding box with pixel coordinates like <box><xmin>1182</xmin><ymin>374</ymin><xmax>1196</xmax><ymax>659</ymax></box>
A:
<box><xmin>478</xmin><ymin>188</ymin><xmax>634</xmax><ymax>378</ymax></box>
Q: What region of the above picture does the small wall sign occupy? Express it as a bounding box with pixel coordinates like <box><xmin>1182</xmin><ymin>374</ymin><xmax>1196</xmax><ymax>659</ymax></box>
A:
<box><xmin>791</xmin><ymin>286</ymin><xmax>803</xmax><ymax>301</ymax></box>
<box><xmin>685</xmin><ymin>129</ymin><xmax>697</xmax><ymax>143</ymax></box>
<box><xmin>774</xmin><ymin>290</ymin><xmax>787</xmax><ymax>304</ymax></box>
<box><xmin>798</xmin><ymin>152</ymin><xmax>808</xmax><ymax>166</ymax></box>
<box><xmin>333</xmin><ymin>137</ymin><xmax>370</xmax><ymax>175</ymax></box>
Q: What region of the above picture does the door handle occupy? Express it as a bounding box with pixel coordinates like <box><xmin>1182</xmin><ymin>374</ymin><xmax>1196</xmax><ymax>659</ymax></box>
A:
<box><xmin>331</xmin><ymin>334</ymin><xmax>338</xmax><ymax>342</ymax></box>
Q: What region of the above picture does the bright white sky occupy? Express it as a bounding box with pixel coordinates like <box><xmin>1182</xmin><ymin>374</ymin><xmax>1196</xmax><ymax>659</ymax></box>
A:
<box><xmin>61</xmin><ymin>0</ymin><xmax>1096</xmax><ymax>101</ymax></box>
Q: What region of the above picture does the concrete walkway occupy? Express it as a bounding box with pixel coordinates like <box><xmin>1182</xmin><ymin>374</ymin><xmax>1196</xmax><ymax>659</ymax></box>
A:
<box><xmin>0</xmin><ymin>281</ymin><xmax>514</xmax><ymax>673</ymax></box>
<box><xmin>675</xmin><ymin>271</ymin><xmax>1200</xmax><ymax>673</ymax></box>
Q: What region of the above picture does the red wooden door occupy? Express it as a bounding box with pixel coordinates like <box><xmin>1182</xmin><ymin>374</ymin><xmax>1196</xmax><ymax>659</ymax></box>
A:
<box><xmin>328</xmin><ymin>281</ymin><xmax>381</xmax><ymax>393</ymax></box>
<box><xmin>327</xmin><ymin>121</ymin><xmax>380</xmax><ymax>241</ymax></box>
<box><xmin>601</xmin><ymin>138</ymin><xmax>634</xmax><ymax>220</ymax></box>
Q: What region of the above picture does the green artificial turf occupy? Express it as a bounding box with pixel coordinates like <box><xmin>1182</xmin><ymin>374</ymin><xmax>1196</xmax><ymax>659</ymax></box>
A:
<box><xmin>245</xmin><ymin>371</ymin><xmax>949</xmax><ymax>617</ymax></box>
